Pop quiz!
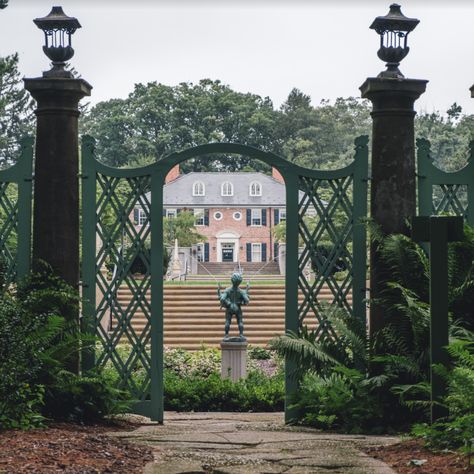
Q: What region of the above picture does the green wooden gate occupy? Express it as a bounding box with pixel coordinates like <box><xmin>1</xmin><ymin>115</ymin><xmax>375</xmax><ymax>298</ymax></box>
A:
<box><xmin>0</xmin><ymin>137</ymin><xmax>34</xmax><ymax>287</ymax></box>
<box><xmin>418</xmin><ymin>138</ymin><xmax>474</xmax><ymax>224</ymax></box>
<box><xmin>81</xmin><ymin>135</ymin><xmax>368</xmax><ymax>422</ymax></box>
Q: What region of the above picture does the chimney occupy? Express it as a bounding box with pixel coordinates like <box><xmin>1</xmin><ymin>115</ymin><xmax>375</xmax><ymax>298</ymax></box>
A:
<box><xmin>272</xmin><ymin>167</ymin><xmax>284</xmax><ymax>184</ymax></box>
<box><xmin>165</xmin><ymin>164</ymin><xmax>180</xmax><ymax>184</ymax></box>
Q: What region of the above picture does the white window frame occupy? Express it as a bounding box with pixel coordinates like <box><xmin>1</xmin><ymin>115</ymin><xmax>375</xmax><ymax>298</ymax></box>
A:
<box><xmin>251</xmin><ymin>243</ymin><xmax>262</xmax><ymax>262</ymax></box>
<box><xmin>196</xmin><ymin>243</ymin><xmax>204</xmax><ymax>262</ymax></box>
<box><xmin>192</xmin><ymin>181</ymin><xmax>205</xmax><ymax>196</ymax></box>
<box><xmin>194</xmin><ymin>209</ymin><xmax>204</xmax><ymax>226</ymax></box>
<box><xmin>233</xmin><ymin>211</ymin><xmax>242</xmax><ymax>221</ymax></box>
<box><xmin>138</xmin><ymin>208</ymin><xmax>148</xmax><ymax>226</ymax></box>
<box><xmin>221</xmin><ymin>181</ymin><xmax>233</xmax><ymax>196</ymax></box>
<box><xmin>214</xmin><ymin>211</ymin><xmax>223</xmax><ymax>221</ymax></box>
<box><xmin>166</xmin><ymin>208</ymin><xmax>177</xmax><ymax>218</ymax></box>
<box><xmin>279</xmin><ymin>208</ymin><xmax>287</xmax><ymax>223</ymax></box>
<box><xmin>251</xmin><ymin>208</ymin><xmax>262</xmax><ymax>226</ymax></box>
<box><xmin>249</xmin><ymin>181</ymin><xmax>262</xmax><ymax>197</ymax></box>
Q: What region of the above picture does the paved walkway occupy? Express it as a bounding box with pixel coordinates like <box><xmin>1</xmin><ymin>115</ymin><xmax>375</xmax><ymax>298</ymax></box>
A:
<box><xmin>109</xmin><ymin>412</ymin><xmax>399</xmax><ymax>474</ymax></box>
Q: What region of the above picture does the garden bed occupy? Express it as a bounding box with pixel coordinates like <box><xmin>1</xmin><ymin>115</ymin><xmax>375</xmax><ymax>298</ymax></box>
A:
<box><xmin>366</xmin><ymin>439</ymin><xmax>471</xmax><ymax>474</ymax></box>
<box><xmin>0</xmin><ymin>421</ymin><xmax>153</xmax><ymax>474</ymax></box>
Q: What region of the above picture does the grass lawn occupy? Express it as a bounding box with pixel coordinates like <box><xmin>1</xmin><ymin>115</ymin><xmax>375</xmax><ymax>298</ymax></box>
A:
<box><xmin>164</xmin><ymin>279</ymin><xmax>285</xmax><ymax>286</ymax></box>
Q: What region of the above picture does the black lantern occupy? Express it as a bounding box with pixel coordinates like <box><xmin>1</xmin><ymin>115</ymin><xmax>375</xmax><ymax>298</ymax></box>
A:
<box><xmin>33</xmin><ymin>6</ymin><xmax>81</xmax><ymax>77</ymax></box>
<box><xmin>370</xmin><ymin>4</ymin><xmax>419</xmax><ymax>79</ymax></box>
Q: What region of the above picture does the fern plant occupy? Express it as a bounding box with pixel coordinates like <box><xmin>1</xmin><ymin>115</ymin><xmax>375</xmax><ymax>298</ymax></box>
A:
<box><xmin>269</xmin><ymin>305</ymin><xmax>406</xmax><ymax>431</ymax></box>
<box><xmin>410</xmin><ymin>337</ymin><xmax>474</xmax><ymax>451</ymax></box>
<box><xmin>0</xmin><ymin>266</ymin><xmax>131</xmax><ymax>429</ymax></box>
<box><xmin>269</xmin><ymin>304</ymin><xmax>369</xmax><ymax>378</ymax></box>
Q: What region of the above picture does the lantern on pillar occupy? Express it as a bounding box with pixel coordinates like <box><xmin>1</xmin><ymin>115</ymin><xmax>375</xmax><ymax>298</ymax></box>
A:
<box><xmin>370</xmin><ymin>3</ymin><xmax>419</xmax><ymax>79</ymax></box>
<box><xmin>33</xmin><ymin>6</ymin><xmax>81</xmax><ymax>78</ymax></box>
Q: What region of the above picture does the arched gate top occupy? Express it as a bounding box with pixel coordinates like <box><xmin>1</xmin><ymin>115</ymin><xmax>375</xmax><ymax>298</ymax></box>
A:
<box><xmin>82</xmin><ymin>136</ymin><xmax>369</xmax><ymax>181</ymax></box>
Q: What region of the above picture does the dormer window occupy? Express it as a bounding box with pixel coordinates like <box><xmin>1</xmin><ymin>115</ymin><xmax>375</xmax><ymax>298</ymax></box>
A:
<box><xmin>193</xmin><ymin>181</ymin><xmax>205</xmax><ymax>196</ymax></box>
<box><xmin>249</xmin><ymin>181</ymin><xmax>262</xmax><ymax>196</ymax></box>
<box><xmin>221</xmin><ymin>181</ymin><xmax>233</xmax><ymax>196</ymax></box>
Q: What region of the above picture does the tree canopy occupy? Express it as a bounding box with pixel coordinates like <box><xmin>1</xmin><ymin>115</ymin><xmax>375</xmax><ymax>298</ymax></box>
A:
<box><xmin>0</xmin><ymin>52</ymin><xmax>471</xmax><ymax>174</ymax></box>
<box><xmin>82</xmin><ymin>79</ymin><xmax>473</xmax><ymax>173</ymax></box>
<box><xmin>163</xmin><ymin>211</ymin><xmax>206</xmax><ymax>247</ymax></box>
<box><xmin>81</xmin><ymin>81</ymin><xmax>375</xmax><ymax>172</ymax></box>
<box><xmin>0</xmin><ymin>54</ymin><xmax>34</xmax><ymax>167</ymax></box>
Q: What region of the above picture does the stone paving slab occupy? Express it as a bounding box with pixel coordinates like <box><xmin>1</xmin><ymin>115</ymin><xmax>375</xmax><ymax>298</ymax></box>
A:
<box><xmin>109</xmin><ymin>412</ymin><xmax>398</xmax><ymax>474</ymax></box>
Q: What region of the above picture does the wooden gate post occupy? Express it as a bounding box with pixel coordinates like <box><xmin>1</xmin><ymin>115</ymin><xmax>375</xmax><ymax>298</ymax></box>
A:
<box><xmin>412</xmin><ymin>216</ymin><xmax>463</xmax><ymax>422</ymax></box>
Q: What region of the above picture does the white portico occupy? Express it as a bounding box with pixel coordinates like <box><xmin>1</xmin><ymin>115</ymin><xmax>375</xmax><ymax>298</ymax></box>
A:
<box><xmin>216</xmin><ymin>230</ymin><xmax>240</xmax><ymax>263</ymax></box>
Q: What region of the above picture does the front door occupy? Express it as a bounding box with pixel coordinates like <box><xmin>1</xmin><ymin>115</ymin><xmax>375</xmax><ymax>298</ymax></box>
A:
<box><xmin>222</xmin><ymin>243</ymin><xmax>234</xmax><ymax>262</ymax></box>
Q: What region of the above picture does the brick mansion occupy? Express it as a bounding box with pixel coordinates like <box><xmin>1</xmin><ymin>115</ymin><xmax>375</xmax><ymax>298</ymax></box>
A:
<box><xmin>136</xmin><ymin>165</ymin><xmax>287</xmax><ymax>265</ymax></box>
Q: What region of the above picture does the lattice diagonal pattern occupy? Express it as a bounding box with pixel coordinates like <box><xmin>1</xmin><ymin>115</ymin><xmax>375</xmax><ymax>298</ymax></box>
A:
<box><xmin>0</xmin><ymin>182</ymin><xmax>20</xmax><ymax>287</ymax></box>
<box><xmin>95</xmin><ymin>173</ymin><xmax>152</xmax><ymax>401</ymax></box>
<box><xmin>297</xmin><ymin>175</ymin><xmax>355</xmax><ymax>341</ymax></box>
<box><xmin>432</xmin><ymin>184</ymin><xmax>468</xmax><ymax>218</ymax></box>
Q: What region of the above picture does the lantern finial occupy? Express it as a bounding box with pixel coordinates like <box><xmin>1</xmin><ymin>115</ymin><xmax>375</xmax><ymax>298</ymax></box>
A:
<box><xmin>370</xmin><ymin>4</ymin><xmax>419</xmax><ymax>79</ymax></box>
<box><xmin>33</xmin><ymin>6</ymin><xmax>81</xmax><ymax>78</ymax></box>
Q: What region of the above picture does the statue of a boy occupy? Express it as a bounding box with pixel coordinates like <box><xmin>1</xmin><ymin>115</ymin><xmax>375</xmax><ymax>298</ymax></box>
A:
<box><xmin>218</xmin><ymin>272</ymin><xmax>249</xmax><ymax>341</ymax></box>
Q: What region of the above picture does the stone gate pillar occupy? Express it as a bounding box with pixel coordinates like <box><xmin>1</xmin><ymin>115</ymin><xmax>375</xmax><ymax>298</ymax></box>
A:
<box><xmin>24</xmin><ymin>78</ymin><xmax>91</xmax><ymax>288</ymax></box>
<box><xmin>24</xmin><ymin>7</ymin><xmax>92</xmax><ymax>290</ymax></box>
<box><xmin>360</xmin><ymin>77</ymin><xmax>427</xmax><ymax>336</ymax></box>
<box><xmin>360</xmin><ymin>4</ymin><xmax>427</xmax><ymax>336</ymax></box>
<box><xmin>24</xmin><ymin>7</ymin><xmax>92</xmax><ymax>374</ymax></box>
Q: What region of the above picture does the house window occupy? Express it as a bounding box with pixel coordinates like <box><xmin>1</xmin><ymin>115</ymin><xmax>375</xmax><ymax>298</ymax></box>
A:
<box><xmin>194</xmin><ymin>209</ymin><xmax>204</xmax><ymax>226</ymax></box>
<box><xmin>196</xmin><ymin>243</ymin><xmax>204</xmax><ymax>262</ymax></box>
<box><xmin>279</xmin><ymin>209</ymin><xmax>286</xmax><ymax>223</ymax></box>
<box><xmin>221</xmin><ymin>181</ymin><xmax>233</xmax><ymax>196</ymax></box>
<box><xmin>166</xmin><ymin>208</ymin><xmax>177</xmax><ymax>218</ymax></box>
<box><xmin>251</xmin><ymin>208</ymin><xmax>262</xmax><ymax>226</ymax></box>
<box><xmin>193</xmin><ymin>181</ymin><xmax>205</xmax><ymax>196</ymax></box>
<box><xmin>138</xmin><ymin>208</ymin><xmax>147</xmax><ymax>226</ymax></box>
<box><xmin>214</xmin><ymin>211</ymin><xmax>223</xmax><ymax>221</ymax></box>
<box><xmin>249</xmin><ymin>181</ymin><xmax>262</xmax><ymax>196</ymax></box>
<box><xmin>233</xmin><ymin>211</ymin><xmax>242</xmax><ymax>221</ymax></box>
<box><xmin>251</xmin><ymin>243</ymin><xmax>262</xmax><ymax>262</ymax></box>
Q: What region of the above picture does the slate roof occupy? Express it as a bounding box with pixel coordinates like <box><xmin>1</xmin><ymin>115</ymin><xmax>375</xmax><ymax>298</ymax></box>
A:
<box><xmin>162</xmin><ymin>172</ymin><xmax>286</xmax><ymax>208</ymax></box>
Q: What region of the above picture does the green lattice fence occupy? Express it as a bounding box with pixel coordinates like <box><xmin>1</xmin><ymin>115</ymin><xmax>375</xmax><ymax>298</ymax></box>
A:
<box><xmin>294</xmin><ymin>136</ymin><xmax>368</xmax><ymax>337</ymax></box>
<box><xmin>417</xmin><ymin>138</ymin><xmax>474</xmax><ymax>224</ymax></box>
<box><xmin>81</xmin><ymin>135</ymin><xmax>162</xmax><ymax>419</ymax></box>
<box><xmin>0</xmin><ymin>137</ymin><xmax>34</xmax><ymax>288</ymax></box>
<box><xmin>81</xmin><ymin>136</ymin><xmax>368</xmax><ymax>422</ymax></box>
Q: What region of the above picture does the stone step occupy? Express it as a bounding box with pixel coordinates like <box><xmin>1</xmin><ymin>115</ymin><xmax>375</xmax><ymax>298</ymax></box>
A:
<box><xmin>117</xmin><ymin>290</ymin><xmax>338</xmax><ymax>298</ymax></box>
<box><xmin>109</xmin><ymin>282</ymin><xmax>352</xmax><ymax>348</ymax></box>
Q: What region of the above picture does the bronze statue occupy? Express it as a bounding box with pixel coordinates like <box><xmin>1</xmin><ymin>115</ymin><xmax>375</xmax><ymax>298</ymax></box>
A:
<box><xmin>218</xmin><ymin>272</ymin><xmax>249</xmax><ymax>341</ymax></box>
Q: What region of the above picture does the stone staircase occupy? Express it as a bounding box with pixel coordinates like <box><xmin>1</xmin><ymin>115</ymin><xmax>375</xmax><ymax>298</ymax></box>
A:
<box><xmin>113</xmin><ymin>284</ymin><xmax>353</xmax><ymax>350</ymax></box>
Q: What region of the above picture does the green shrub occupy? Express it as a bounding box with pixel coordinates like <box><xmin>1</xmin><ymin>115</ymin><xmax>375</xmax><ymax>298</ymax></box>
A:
<box><xmin>293</xmin><ymin>367</ymin><xmax>386</xmax><ymax>432</ymax></box>
<box><xmin>164</xmin><ymin>369</ymin><xmax>284</xmax><ymax>412</ymax></box>
<box><xmin>248</xmin><ymin>345</ymin><xmax>272</xmax><ymax>360</ymax></box>
<box><xmin>0</xmin><ymin>291</ymin><xmax>54</xmax><ymax>429</ymax></box>
<box><xmin>164</xmin><ymin>347</ymin><xmax>221</xmax><ymax>377</ymax></box>
<box><xmin>0</xmin><ymin>267</ymin><xmax>131</xmax><ymax>429</ymax></box>
<box><xmin>42</xmin><ymin>370</ymin><xmax>130</xmax><ymax>423</ymax></box>
<box><xmin>412</xmin><ymin>415</ymin><xmax>474</xmax><ymax>451</ymax></box>
<box><xmin>411</xmin><ymin>337</ymin><xmax>474</xmax><ymax>451</ymax></box>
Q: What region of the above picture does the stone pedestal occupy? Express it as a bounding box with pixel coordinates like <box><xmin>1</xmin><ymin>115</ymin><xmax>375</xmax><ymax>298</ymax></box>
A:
<box><xmin>220</xmin><ymin>339</ymin><xmax>248</xmax><ymax>382</ymax></box>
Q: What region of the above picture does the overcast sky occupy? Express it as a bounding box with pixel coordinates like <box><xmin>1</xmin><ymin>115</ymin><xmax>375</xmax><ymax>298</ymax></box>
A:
<box><xmin>2</xmin><ymin>1</ymin><xmax>473</xmax><ymax>115</ymax></box>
